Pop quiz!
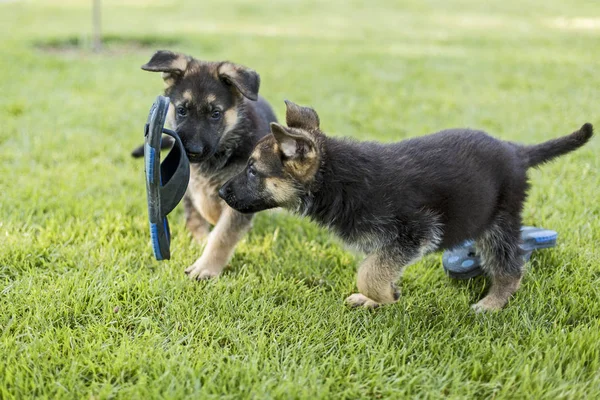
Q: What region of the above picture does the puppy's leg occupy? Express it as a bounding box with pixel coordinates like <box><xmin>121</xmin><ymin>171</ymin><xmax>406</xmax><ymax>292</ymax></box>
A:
<box><xmin>185</xmin><ymin>206</ymin><xmax>253</xmax><ymax>280</ymax></box>
<box><xmin>346</xmin><ymin>246</ymin><xmax>420</xmax><ymax>309</ymax></box>
<box><xmin>183</xmin><ymin>193</ymin><xmax>210</xmax><ymax>244</ymax></box>
<box><xmin>472</xmin><ymin>215</ymin><xmax>524</xmax><ymax>312</ymax></box>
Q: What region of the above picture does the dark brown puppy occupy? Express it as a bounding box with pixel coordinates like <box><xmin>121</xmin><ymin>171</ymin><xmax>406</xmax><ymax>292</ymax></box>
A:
<box><xmin>136</xmin><ymin>50</ymin><xmax>277</xmax><ymax>279</ymax></box>
<box><xmin>220</xmin><ymin>100</ymin><xmax>593</xmax><ymax>311</ymax></box>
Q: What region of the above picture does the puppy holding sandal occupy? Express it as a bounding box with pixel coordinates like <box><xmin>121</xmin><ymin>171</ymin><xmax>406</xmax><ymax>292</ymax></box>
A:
<box><xmin>219</xmin><ymin>100</ymin><xmax>593</xmax><ymax>311</ymax></box>
<box><xmin>135</xmin><ymin>50</ymin><xmax>277</xmax><ymax>279</ymax></box>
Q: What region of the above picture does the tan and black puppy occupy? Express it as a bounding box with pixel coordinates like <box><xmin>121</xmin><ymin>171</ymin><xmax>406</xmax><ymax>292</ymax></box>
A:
<box><xmin>134</xmin><ymin>50</ymin><xmax>277</xmax><ymax>279</ymax></box>
<box><xmin>219</xmin><ymin>100</ymin><xmax>593</xmax><ymax>311</ymax></box>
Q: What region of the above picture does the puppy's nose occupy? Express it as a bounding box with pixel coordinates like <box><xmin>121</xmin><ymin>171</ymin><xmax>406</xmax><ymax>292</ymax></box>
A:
<box><xmin>218</xmin><ymin>184</ymin><xmax>231</xmax><ymax>200</ymax></box>
<box><xmin>186</xmin><ymin>144</ymin><xmax>204</xmax><ymax>157</ymax></box>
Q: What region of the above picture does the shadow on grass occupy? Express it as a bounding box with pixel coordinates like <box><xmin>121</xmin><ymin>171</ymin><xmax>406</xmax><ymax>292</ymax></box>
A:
<box><xmin>33</xmin><ymin>34</ymin><xmax>181</xmax><ymax>54</ymax></box>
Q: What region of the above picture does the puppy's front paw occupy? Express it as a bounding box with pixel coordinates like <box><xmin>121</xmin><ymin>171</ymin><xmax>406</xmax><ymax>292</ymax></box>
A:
<box><xmin>471</xmin><ymin>297</ymin><xmax>504</xmax><ymax>313</ymax></box>
<box><xmin>184</xmin><ymin>263</ymin><xmax>222</xmax><ymax>280</ymax></box>
<box><xmin>345</xmin><ymin>293</ymin><xmax>381</xmax><ymax>309</ymax></box>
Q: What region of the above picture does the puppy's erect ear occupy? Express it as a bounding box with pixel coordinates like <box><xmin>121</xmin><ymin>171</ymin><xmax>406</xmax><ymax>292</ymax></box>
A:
<box><xmin>284</xmin><ymin>100</ymin><xmax>320</xmax><ymax>130</ymax></box>
<box><xmin>218</xmin><ymin>62</ymin><xmax>260</xmax><ymax>101</ymax></box>
<box><xmin>270</xmin><ymin>122</ymin><xmax>314</xmax><ymax>159</ymax></box>
<box><xmin>141</xmin><ymin>50</ymin><xmax>190</xmax><ymax>86</ymax></box>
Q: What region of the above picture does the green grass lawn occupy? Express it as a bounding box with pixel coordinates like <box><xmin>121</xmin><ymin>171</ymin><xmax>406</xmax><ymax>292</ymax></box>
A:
<box><xmin>1</xmin><ymin>0</ymin><xmax>599</xmax><ymax>398</ymax></box>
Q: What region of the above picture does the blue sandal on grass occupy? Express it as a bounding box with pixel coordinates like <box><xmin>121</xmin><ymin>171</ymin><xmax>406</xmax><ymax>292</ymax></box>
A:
<box><xmin>144</xmin><ymin>95</ymin><xmax>190</xmax><ymax>260</ymax></box>
<box><xmin>442</xmin><ymin>226</ymin><xmax>558</xmax><ymax>279</ymax></box>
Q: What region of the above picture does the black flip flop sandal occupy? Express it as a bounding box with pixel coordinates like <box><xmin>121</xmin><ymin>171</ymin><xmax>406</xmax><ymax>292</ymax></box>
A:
<box><xmin>144</xmin><ymin>95</ymin><xmax>190</xmax><ymax>260</ymax></box>
<box><xmin>442</xmin><ymin>226</ymin><xmax>558</xmax><ymax>279</ymax></box>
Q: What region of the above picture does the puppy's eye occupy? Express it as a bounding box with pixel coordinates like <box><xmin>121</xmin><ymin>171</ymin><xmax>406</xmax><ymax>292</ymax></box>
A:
<box><xmin>176</xmin><ymin>106</ymin><xmax>187</xmax><ymax>117</ymax></box>
<box><xmin>247</xmin><ymin>165</ymin><xmax>257</xmax><ymax>178</ymax></box>
<box><xmin>210</xmin><ymin>110</ymin><xmax>222</xmax><ymax>120</ymax></box>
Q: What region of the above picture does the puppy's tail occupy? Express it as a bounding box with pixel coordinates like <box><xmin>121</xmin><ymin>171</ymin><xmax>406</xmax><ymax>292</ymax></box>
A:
<box><xmin>521</xmin><ymin>123</ymin><xmax>593</xmax><ymax>168</ymax></box>
<box><xmin>130</xmin><ymin>136</ymin><xmax>175</xmax><ymax>158</ymax></box>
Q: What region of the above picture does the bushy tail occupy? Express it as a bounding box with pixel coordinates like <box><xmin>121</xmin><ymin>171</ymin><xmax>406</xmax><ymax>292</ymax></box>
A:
<box><xmin>130</xmin><ymin>135</ymin><xmax>175</xmax><ymax>158</ymax></box>
<box><xmin>522</xmin><ymin>123</ymin><xmax>594</xmax><ymax>168</ymax></box>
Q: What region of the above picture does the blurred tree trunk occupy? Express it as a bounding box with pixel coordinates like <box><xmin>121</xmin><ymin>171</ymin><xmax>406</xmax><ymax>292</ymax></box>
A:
<box><xmin>92</xmin><ymin>0</ymin><xmax>102</xmax><ymax>52</ymax></box>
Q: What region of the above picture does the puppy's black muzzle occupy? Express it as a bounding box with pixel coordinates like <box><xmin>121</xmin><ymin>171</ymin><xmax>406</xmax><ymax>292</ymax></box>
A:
<box><xmin>181</xmin><ymin>139</ymin><xmax>205</xmax><ymax>163</ymax></box>
<box><xmin>186</xmin><ymin>151</ymin><xmax>205</xmax><ymax>163</ymax></box>
<box><xmin>218</xmin><ymin>182</ymin><xmax>232</xmax><ymax>201</ymax></box>
<box><xmin>218</xmin><ymin>180</ymin><xmax>255</xmax><ymax>214</ymax></box>
<box><xmin>182</xmin><ymin>137</ymin><xmax>219</xmax><ymax>163</ymax></box>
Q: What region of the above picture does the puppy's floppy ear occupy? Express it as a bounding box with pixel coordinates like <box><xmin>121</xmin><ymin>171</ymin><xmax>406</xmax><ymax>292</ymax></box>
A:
<box><xmin>218</xmin><ymin>62</ymin><xmax>260</xmax><ymax>101</ymax></box>
<box><xmin>270</xmin><ymin>122</ymin><xmax>314</xmax><ymax>159</ymax></box>
<box><xmin>285</xmin><ymin>100</ymin><xmax>320</xmax><ymax>130</ymax></box>
<box><xmin>141</xmin><ymin>50</ymin><xmax>190</xmax><ymax>86</ymax></box>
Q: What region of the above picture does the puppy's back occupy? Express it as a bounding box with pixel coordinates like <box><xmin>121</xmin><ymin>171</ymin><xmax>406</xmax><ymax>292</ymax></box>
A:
<box><xmin>367</xmin><ymin>129</ymin><xmax>527</xmax><ymax>247</ymax></box>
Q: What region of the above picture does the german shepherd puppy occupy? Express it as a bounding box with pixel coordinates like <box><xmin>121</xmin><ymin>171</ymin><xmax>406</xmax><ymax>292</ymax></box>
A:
<box><xmin>219</xmin><ymin>100</ymin><xmax>593</xmax><ymax>311</ymax></box>
<box><xmin>134</xmin><ymin>50</ymin><xmax>277</xmax><ymax>279</ymax></box>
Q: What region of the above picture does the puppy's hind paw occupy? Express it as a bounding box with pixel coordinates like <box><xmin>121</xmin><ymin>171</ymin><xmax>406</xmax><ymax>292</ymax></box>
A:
<box><xmin>345</xmin><ymin>293</ymin><xmax>381</xmax><ymax>309</ymax></box>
